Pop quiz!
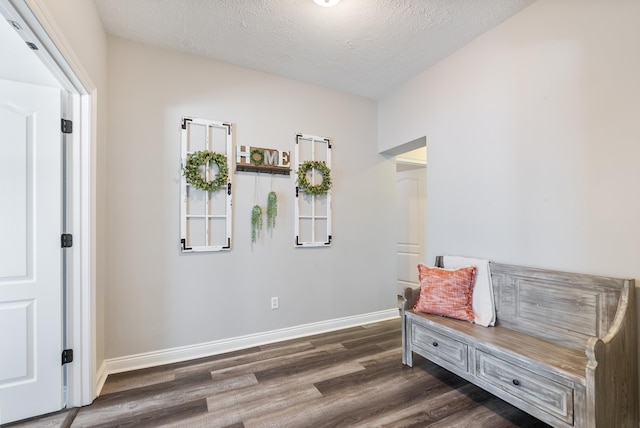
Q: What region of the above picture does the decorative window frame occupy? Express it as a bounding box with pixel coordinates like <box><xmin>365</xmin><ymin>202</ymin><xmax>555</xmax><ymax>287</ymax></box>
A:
<box><xmin>294</xmin><ymin>133</ymin><xmax>332</xmax><ymax>247</ymax></box>
<box><xmin>180</xmin><ymin>117</ymin><xmax>233</xmax><ymax>252</ymax></box>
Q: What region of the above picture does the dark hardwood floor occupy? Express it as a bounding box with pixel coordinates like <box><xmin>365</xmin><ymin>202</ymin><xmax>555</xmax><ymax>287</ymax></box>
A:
<box><xmin>4</xmin><ymin>318</ymin><xmax>549</xmax><ymax>428</ymax></box>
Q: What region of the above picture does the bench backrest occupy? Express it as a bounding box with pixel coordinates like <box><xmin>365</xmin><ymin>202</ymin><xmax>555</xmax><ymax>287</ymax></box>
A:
<box><xmin>489</xmin><ymin>262</ymin><xmax>628</xmax><ymax>351</ymax></box>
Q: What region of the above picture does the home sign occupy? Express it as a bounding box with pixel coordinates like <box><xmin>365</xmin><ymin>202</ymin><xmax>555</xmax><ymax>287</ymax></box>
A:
<box><xmin>236</xmin><ymin>145</ymin><xmax>291</xmax><ymax>175</ymax></box>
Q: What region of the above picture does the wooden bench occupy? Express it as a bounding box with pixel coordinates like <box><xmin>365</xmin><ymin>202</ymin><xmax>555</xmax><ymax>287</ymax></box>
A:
<box><xmin>402</xmin><ymin>259</ymin><xmax>638</xmax><ymax>427</ymax></box>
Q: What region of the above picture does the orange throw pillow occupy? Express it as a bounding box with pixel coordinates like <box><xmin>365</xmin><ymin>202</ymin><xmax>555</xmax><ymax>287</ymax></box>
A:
<box><xmin>414</xmin><ymin>264</ymin><xmax>477</xmax><ymax>322</ymax></box>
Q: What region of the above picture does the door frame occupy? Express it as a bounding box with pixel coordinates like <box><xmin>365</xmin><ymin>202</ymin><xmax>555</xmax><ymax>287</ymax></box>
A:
<box><xmin>0</xmin><ymin>0</ymin><xmax>97</xmax><ymax>407</ymax></box>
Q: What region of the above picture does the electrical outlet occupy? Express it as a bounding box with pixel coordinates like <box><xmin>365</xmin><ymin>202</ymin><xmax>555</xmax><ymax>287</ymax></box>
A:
<box><xmin>271</xmin><ymin>296</ymin><xmax>279</xmax><ymax>310</ymax></box>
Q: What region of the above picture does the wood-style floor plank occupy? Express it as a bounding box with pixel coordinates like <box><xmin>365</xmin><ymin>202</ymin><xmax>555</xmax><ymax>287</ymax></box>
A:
<box><xmin>3</xmin><ymin>318</ymin><xmax>550</xmax><ymax>428</ymax></box>
<box><xmin>71</xmin><ymin>373</ymin><xmax>258</xmax><ymax>428</ymax></box>
<box><xmin>174</xmin><ymin>341</ymin><xmax>317</xmax><ymax>379</ymax></box>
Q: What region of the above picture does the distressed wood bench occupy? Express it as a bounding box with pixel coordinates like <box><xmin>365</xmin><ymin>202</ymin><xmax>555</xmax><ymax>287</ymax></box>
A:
<box><xmin>402</xmin><ymin>260</ymin><xmax>638</xmax><ymax>427</ymax></box>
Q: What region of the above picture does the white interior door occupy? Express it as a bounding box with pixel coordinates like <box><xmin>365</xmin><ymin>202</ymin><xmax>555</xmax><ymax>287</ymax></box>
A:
<box><xmin>396</xmin><ymin>166</ymin><xmax>426</xmax><ymax>295</ymax></box>
<box><xmin>0</xmin><ymin>79</ymin><xmax>63</xmax><ymax>424</ymax></box>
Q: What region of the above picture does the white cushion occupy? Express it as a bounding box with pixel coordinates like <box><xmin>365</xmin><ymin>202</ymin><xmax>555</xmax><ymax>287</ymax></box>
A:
<box><xmin>443</xmin><ymin>256</ymin><xmax>495</xmax><ymax>327</ymax></box>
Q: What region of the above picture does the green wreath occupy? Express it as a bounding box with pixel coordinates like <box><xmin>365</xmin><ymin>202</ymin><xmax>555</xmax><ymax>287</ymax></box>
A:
<box><xmin>183</xmin><ymin>150</ymin><xmax>228</xmax><ymax>192</ymax></box>
<box><xmin>297</xmin><ymin>161</ymin><xmax>332</xmax><ymax>196</ymax></box>
<box><xmin>250</xmin><ymin>148</ymin><xmax>264</xmax><ymax>166</ymax></box>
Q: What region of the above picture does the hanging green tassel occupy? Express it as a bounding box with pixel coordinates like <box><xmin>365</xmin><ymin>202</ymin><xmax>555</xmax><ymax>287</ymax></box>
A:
<box><xmin>251</xmin><ymin>205</ymin><xmax>263</xmax><ymax>243</ymax></box>
<box><xmin>267</xmin><ymin>191</ymin><xmax>277</xmax><ymax>230</ymax></box>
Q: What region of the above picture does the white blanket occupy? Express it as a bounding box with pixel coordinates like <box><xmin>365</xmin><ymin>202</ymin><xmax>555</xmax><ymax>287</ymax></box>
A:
<box><xmin>443</xmin><ymin>256</ymin><xmax>495</xmax><ymax>327</ymax></box>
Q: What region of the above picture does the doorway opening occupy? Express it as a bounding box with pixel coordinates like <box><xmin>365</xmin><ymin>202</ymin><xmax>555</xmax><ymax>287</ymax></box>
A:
<box><xmin>0</xmin><ymin>0</ymin><xmax>95</xmax><ymax>423</ymax></box>
<box><xmin>391</xmin><ymin>138</ymin><xmax>427</xmax><ymax>301</ymax></box>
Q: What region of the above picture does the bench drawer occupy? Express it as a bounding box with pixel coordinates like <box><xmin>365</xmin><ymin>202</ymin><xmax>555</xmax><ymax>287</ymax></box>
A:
<box><xmin>411</xmin><ymin>323</ymin><xmax>467</xmax><ymax>371</ymax></box>
<box><xmin>476</xmin><ymin>350</ymin><xmax>573</xmax><ymax>424</ymax></box>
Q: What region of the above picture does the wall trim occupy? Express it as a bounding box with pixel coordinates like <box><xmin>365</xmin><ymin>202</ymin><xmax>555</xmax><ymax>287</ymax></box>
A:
<box><xmin>99</xmin><ymin>309</ymin><xmax>399</xmax><ymax>394</ymax></box>
<box><xmin>95</xmin><ymin>360</ymin><xmax>107</xmax><ymax>397</ymax></box>
<box><xmin>396</xmin><ymin>157</ymin><xmax>426</xmax><ymax>167</ymax></box>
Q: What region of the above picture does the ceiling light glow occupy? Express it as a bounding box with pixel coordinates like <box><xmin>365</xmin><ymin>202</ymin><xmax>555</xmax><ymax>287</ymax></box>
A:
<box><xmin>313</xmin><ymin>0</ymin><xmax>340</xmax><ymax>7</ymax></box>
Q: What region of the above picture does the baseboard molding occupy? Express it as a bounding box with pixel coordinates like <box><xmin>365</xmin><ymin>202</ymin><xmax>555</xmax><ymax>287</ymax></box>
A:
<box><xmin>99</xmin><ymin>309</ymin><xmax>399</xmax><ymax>394</ymax></box>
<box><xmin>95</xmin><ymin>360</ymin><xmax>108</xmax><ymax>397</ymax></box>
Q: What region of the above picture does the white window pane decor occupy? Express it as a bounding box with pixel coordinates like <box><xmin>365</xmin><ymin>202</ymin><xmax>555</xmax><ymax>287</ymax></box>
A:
<box><xmin>294</xmin><ymin>133</ymin><xmax>332</xmax><ymax>247</ymax></box>
<box><xmin>180</xmin><ymin>117</ymin><xmax>233</xmax><ymax>252</ymax></box>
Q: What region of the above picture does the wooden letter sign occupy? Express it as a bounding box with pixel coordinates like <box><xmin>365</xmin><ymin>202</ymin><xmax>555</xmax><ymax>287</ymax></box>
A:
<box><xmin>236</xmin><ymin>145</ymin><xmax>291</xmax><ymax>175</ymax></box>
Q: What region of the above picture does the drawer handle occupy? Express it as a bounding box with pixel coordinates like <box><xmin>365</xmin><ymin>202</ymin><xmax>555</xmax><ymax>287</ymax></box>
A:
<box><xmin>512</xmin><ymin>379</ymin><xmax>520</xmax><ymax>386</ymax></box>
<box><xmin>432</xmin><ymin>341</ymin><xmax>438</xmax><ymax>347</ymax></box>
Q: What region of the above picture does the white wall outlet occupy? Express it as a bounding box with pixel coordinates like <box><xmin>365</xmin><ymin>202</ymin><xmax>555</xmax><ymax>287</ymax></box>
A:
<box><xmin>271</xmin><ymin>296</ymin><xmax>279</xmax><ymax>310</ymax></box>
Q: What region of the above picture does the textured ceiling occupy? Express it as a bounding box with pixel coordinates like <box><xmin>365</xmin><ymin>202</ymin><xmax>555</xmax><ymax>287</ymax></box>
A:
<box><xmin>93</xmin><ymin>0</ymin><xmax>537</xmax><ymax>100</ymax></box>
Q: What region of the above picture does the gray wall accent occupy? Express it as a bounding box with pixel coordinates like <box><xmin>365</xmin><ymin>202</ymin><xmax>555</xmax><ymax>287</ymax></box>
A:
<box><xmin>104</xmin><ymin>37</ymin><xmax>397</xmax><ymax>359</ymax></box>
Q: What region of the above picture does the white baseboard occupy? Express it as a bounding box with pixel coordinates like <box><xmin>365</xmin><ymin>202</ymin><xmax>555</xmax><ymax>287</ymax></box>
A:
<box><xmin>95</xmin><ymin>360</ymin><xmax>108</xmax><ymax>397</ymax></box>
<box><xmin>98</xmin><ymin>309</ymin><xmax>399</xmax><ymax>395</ymax></box>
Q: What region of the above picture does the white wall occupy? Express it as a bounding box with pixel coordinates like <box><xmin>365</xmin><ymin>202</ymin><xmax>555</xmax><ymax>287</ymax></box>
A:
<box><xmin>379</xmin><ymin>0</ymin><xmax>640</xmax><ymax>281</ymax></box>
<box><xmin>105</xmin><ymin>37</ymin><xmax>396</xmax><ymax>359</ymax></box>
<box><xmin>379</xmin><ymin>0</ymin><xmax>640</xmax><ymax>402</ymax></box>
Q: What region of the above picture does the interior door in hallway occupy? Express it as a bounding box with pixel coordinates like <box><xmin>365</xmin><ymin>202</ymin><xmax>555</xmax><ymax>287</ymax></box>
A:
<box><xmin>396</xmin><ymin>166</ymin><xmax>426</xmax><ymax>296</ymax></box>
<box><xmin>0</xmin><ymin>79</ymin><xmax>63</xmax><ymax>424</ymax></box>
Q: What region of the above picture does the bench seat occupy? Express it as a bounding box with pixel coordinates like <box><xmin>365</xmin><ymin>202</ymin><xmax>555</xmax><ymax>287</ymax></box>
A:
<box><xmin>402</xmin><ymin>260</ymin><xmax>638</xmax><ymax>428</ymax></box>
<box><xmin>406</xmin><ymin>310</ymin><xmax>587</xmax><ymax>383</ymax></box>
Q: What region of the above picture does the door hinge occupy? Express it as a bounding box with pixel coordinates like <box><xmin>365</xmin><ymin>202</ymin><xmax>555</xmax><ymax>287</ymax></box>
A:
<box><xmin>61</xmin><ymin>234</ymin><xmax>73</xmax><ymax>248</ymax></box>
<box><xmin>62</xmin><ymin>349</ymin><xmax>73</xmax><ymax>365</ymax></box>
<box><xmin>61</xmin><ymin>118</ymin><xmax>73</xmax><ymax>134</ymax></box>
